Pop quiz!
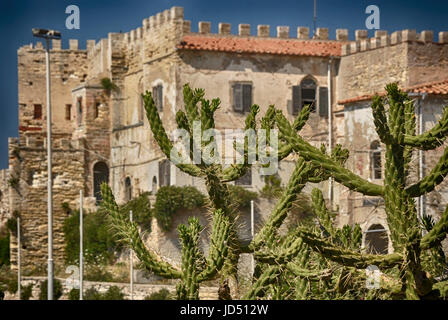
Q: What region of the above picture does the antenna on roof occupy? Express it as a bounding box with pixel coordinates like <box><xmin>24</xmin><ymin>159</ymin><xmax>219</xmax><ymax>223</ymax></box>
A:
<box><xmin>313</xmin><ymin>0</ymin><xmax>317</xmax><ymax>38</ymax></box>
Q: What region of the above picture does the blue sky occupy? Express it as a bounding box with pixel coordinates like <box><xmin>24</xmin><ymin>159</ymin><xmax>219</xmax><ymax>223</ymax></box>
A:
<box><xmin>0</xmin><ymin>0</ymin><xmax>447</xmax><ymax>168</ymax></box>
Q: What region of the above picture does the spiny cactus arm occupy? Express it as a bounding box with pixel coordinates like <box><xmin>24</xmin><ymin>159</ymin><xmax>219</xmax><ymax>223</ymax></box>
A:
<box><xmin>183</xmin><ymin>84</ymin><xmax>203</xmax><ymax>127</ymax></box>
<box><xmin>404</xmin><ymin>106</ymin><xmax>448</xmax><ymax>150</ymax></box>
<box><xmin>292</xmin><ymin>104</ymin><xmax>312</xmax><ymax>131</ymax></box>
<box><xmin>143</xmin><ymin>91</ymin><xmax>203</xmax><ymax>177</ymax></box>
<box><xmin>243</xmin><ymin>265</ymin><xmax>281</xmax><ymax>300</ymax></box>
<box><xmin>311</xmin><ymin>188</ymin><xmax>337</xmax><ymax>238</ymax></box>
<box><xmin>420</xmin><ymin>205</ymin><xmax>448</xmax><ymax>250</ymax></box>
<box><xmin>403</xmin><ymin>100</ymin><xmax>416</xmax><ymax>177</ymax></box>
<box><xmin>100</xmin><ymin>183</ymin><xmax>182</xmax><ymax>279</ymax></box>
<box><xmin>275</xmin><ymin>110</ymin><xmax>384</xmax><ymax>196</ymax></box>
<box><xmin>371</xmin><ymin>95</ymin><xmax>393</xmax><ymax>144</ymax></box>
<box><xmin>406</xmin><ymin>146</ymin><xmax>448</xmax><ymax>197</ymax></box>
<box><xmin>297</xmin><ymin>228</ymin><xmax>403</xmax><ymax>269</ymax></box>
<box><xmin>178</xmin><ymin>218</ymin><xmax>203</xmax><ymax>300</ymax></box>
<box><xmin>251</xmin><ymin>158</ymin><xmax>313</xmax><ymax>249</ymax></box>
<box><xmin>287</xmin><ymin>263</ymin><xmax>332</xmax><ymax>280</ymax></box>
<box><xmin>220</xmin><ymin>105</ymin><xmax>259</xmax><ymax>182</ymax></box>
<box><xmin>433</xmin><ymin>280</ymin><xmax>448</xmax><ymax>298</ymax></box>
<box><xmin>198</xmin><ymin>209</ymin><xmax>231</xmax><ymax>282</ymax></box>
<box><xmin>255</xmin><ymin>236</ymin><xmax>307</xmax><ymax>264</ymax></box>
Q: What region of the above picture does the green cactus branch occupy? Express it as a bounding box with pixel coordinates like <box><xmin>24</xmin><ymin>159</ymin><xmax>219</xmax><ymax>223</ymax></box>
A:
<box><xmin>275</xmin><ymin>110</ymin><xmax>384</xmax><ymax>196</ymax></box>
<box><xmin>404</xmin><ymin>106</ymin><xmax>448</xmax><ymax>150</ymax></box>
<box><xmin>371</xmin><ymin>95</ymin><xmax>393</xmax><ymax>145</ymax></box>
<box><xmin>243</xmin><ymin>265</ymin><xmax>282</xmax><ymax>299</ymax></box>
<box><xmin>420</xmin><ymin>205</ymin><xmax>448</xmax><ymax>250</ymax></box>
<box><xmin>297</xmin><ymin>228</ymin><xmax>403</xmax><ymax>269</ymax></box>
<box><xmin>100</xmin><ymin>183</ymin><xmax>182</xmax><ymax>279</ymax></box>
<box><xmin>406</xmin><ymin>146</ymin><xmax>448</xmax><ymax>197</ymax></box>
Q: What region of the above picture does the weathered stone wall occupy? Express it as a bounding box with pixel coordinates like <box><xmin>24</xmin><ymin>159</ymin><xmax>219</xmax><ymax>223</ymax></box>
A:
<box><xmin>3</xmin><ymin>276</ymin><xmax>218</xmax><ymax>300</ymax></box>
<box><xmin>0</xmin><ymin>169</ymin><xmax>10</xmax><ymax>231</ymax></box>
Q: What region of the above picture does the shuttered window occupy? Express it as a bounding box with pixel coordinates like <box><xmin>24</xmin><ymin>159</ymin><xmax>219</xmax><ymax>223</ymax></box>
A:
<box><xmin>152</xmin><ymin>84</ymin><xmax>163</xmax><ymax>112</ymax></box>
<box><xmin>233</xmin><ymin>83</ymin><xmax>252</xmax><ymax>113</ymax></box>
<box><xmin>318</xmin><ymin>87</ymin><xmax>329</xmax><ymax>117</ymax></box>
<box><xmin>290</xmin><ymin>85</ymin><xmax>301</xmax><ymax>115</ymax></box>
<box><xmin>159</xmin><ymin>159</ymin><xmax>171</xmax><ymax>187</ymax></box>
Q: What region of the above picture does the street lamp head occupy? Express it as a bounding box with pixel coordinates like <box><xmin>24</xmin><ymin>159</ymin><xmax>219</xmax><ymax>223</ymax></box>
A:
<box><xmin>32</xmin><ymin>28</ymin><xmax>61</xmax><ymax>40</ymax></box>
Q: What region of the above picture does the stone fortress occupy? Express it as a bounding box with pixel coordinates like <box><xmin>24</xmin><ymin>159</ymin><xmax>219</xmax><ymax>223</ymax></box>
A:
<box><xmin>0</xmin><ymin>6</ymin><xmax>447</xmax><ymax>268</ymax></box>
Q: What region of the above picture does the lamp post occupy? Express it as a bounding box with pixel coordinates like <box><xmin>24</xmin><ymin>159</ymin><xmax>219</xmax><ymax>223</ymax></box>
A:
<box><xmin>32</xmin><ymin>28</ymin><xmax>61</xmax><ymax>300</ymax></box>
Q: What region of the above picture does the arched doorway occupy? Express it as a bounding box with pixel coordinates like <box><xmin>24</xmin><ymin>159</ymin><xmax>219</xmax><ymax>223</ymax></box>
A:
<box><xmin>365</xmin><ymin>224</ymin><xmax>388</xmax><ymax>254</ymax></box>
<box><xmin>93</xmin><ymin>162</ymin><xmax>109</xmax><ymax>202</ymax></box>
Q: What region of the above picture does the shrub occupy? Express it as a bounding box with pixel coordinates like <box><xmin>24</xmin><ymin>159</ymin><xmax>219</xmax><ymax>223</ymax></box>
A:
<box><xmin>101</xmin><ymin>77</ymin><xmax>118</xmax><ymax>95</ymax></box>
<box><xmin>21</xmin><ymin>284</ymin><xmax>33</xmax><ymax>300</ymax></box>
<box><xmin>82</xmin><ymin>286</ymin><xmax>125</xmax><ymax>300</ymax></box>
<box><xmin>84</xmin><ymin>264</ymin><xmax>115</xmax><ymax>282</ymax></box>
<box><xmin>0</xmin><ymin>233</ymin><xmax>10</xmax><ymax>266</ymax></box>
<box><xmin>83</xmin><ymin>287</ymin><xmax>102</xmax><ymax>300</ymax></box>
<box><xmin>228</xmin><ymin>185</ymin><xmax>258</xmax><ymax>211</ymax></box>
<box><xmin>63</xmin><ymin>208</ymin><xmax>120</xmax><ymax>265</ymax></box>
<box><xmin>153</xmin><ymin>186</ymin><xmax>205</xmax><ymax>231</ymax></box>
<box><xmin>39</xmin><ymin>279</ymin><xmax>63</xmax><ymax>300</ymax></box>
<box><xmin>144</xmin><ymin>288</ymin><xmax>173</xmax><ymax>300</ymax></box>
<box><xmin>102</xmin><ymin>286</ymin><xmax>125</xmax><ymax>300</ymax></box>
<box><xmin>120</xmin><ymin>192</ymin><xmax>151</xmax><ymax>228</ymax></box>
<box><xmin>260</xmin><ymin>174</ymin><xmax>284</xmax><ymax>199</ymax></box>
<box><xmin>68</xmin><ymin>288</ymin><xmax>79</xmax><ymax>300</ymax></box>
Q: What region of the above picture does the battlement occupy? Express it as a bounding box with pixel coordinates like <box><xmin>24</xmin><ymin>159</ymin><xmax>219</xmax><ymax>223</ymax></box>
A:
<box><xmin>182</xmin><ymin>20</ymin><xmax>350</xmax><ymax>42</ymax></box>
<box><xmin>341</xmin><ymin>29</ymin><xmax>448</xmax><ymax>56</ymax></box>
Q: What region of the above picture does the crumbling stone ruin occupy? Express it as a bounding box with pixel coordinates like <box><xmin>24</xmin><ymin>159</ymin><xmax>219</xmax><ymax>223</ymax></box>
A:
<box><xmin>0</xmin><ymin>6</ymin><xmax>447</xmax><ymax>268</ymax></box>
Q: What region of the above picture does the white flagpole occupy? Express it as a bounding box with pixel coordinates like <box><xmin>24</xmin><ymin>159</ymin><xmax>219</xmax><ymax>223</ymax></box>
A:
<box><xmin>79</xmin><ymin>190</ymin><xmax>83</xmax><ymax>300</ymax></box>
<box><xmin>130</xmin><ymin>210</ymin><xmax>133</xmax><ymax>300</ymax></box>
<box><xmin>250</xmin><ymin>200</ymin><xmax>255</xmax><ymax>277</ymax></box>
<box><xmin>17</xmin><ymin>217</ymin><xmax>21</xmax><ymax>300</ymax></box>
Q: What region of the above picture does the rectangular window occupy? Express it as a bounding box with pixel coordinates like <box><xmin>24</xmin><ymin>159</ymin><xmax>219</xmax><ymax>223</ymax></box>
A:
<box><xmin>65</xmin><ymin>104</ymin><xmax>71</xmax><ymax>120</ymax></box>
<box><xmin>233</xmin><ymin>83</ymin><xmax>252</xmax><ymax>113</ymax></box>
<box><xmin>152</xmin><ymin>85</ymin><xmax>163</xmax><ymax>112</ymax></box>
<box><xmin>95</xmin><ymin>102</ymin><xmax>100</xmax><ymax>118</ymax></box>
<box><xmin>33</xmin><ymin>104</ymin><xmax>42</xmax><ymax>120</ymax></box>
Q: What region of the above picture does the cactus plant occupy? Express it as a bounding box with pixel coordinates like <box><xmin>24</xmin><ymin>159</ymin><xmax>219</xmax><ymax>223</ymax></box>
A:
<box><xmin>101</xmin><ymin>83</ymin><xmax>448</xmax><ymax>300</ymax></box>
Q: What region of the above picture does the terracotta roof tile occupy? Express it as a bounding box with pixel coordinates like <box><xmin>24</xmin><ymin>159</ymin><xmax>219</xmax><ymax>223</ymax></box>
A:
<box><xmin>338</xmin><ymin>80</ymin><xmax>448</xmax><ymax>105</ymax></box>
<box><xmin>177</xmin><ymin>35</ymin><xmax>342</xmax><ymax>57</ymax></box>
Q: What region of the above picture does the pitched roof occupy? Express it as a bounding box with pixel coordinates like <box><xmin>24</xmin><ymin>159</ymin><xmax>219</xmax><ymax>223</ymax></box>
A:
<box><xmin>338</xmin><ymin>80</ymin><xmax>448</xmax><ymax>105</ymax></box>
<box><xmin>177</xmin><ymin>35</ymin><xmax>343</xmax><ymax>57</ymax></box>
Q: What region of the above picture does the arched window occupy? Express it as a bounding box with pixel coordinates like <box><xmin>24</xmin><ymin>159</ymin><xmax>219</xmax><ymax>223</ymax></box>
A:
<box><xmin>152</xmin><ymin>176</ymin><xmax>158</xmax><ymax>193</ymax></box>
<box><xmin>371</xmin><ymin>141</ymin><xmax>382</xmax><ymax>179</ymax></box>
<box><xmin>300</xmin><ymin>77</ymin><xmax>317</xmax><ymax>112</ymax></box>
<box><xmin>365</xmin><ymin>224</ymin><xmax>388</xmax><ymax>254</ymax></box>
<box><xmin>93</xmin><ymin>162</ymin><xmax>109</xmax><ymax>202</ymax></box>
<box><xmin>125</xmin><ymin>177</ymin><xmax>132</xmax><ymax>202</ymax></box>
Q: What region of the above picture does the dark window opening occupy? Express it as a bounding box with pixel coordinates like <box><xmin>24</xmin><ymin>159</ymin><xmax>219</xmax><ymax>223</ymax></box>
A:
<box><xmin>93</xmin><ymin>162</ymin><xmax>109</xmax><ymax>202</ymax></box>
<box><xmin>159</xmin><ymin>159</ymin><xmax>171</xmax><ymax>187</ymax></box>
<box><xmin>301</xmin><ymin>78</ymin><xmax>317</xmax><ymax>113</ymax></box>
<box><xmin>233</xmin><ymin>83</ymin><xmax>252</xmax><ymax>113</ymax></box>
<box><xmin>65</xmin><ymin>104</ymin><xmax>71</xmax><ymax>120</ymax></box>
<box><xmin>365</xmin><ymin>224</ymin><xmax>388</xmax><ymax>255</ymax></box>
<box><xmin>152</xmin><ymin>176</ymin><xmax>158</xmax><ymax>193</ymax></box>
<box><xmin>33</xmin><ymin>104</ymin><xmax>42</xmax><ymax>120</ymax></box>
<box><xmin>371</xmin><ymin>141</ymin><xmax>382</xmax><ymax>179</ymax></box>
<box><xmin>152</xmin><ymin>84</ymin><xmax>163</xmax><ymax>112</ymax></box>
<box><xmin>125</xmin><ymin>177</ymin><xmax>132</xmax><ymax>202</ymax></box>
<box><xmin>77</xmin><ymin>98</ymin><xmax>83</xmax><ymax>126</ymax></box>
<box><xmin>95</xmin><ymin>102</ymin><xmax>101</xmax><ymax>119</ymax></box>
<box><xmin>235</xmin><ymin>169</ymin><xmax>252</xmax><ymax>186</ymax></box>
